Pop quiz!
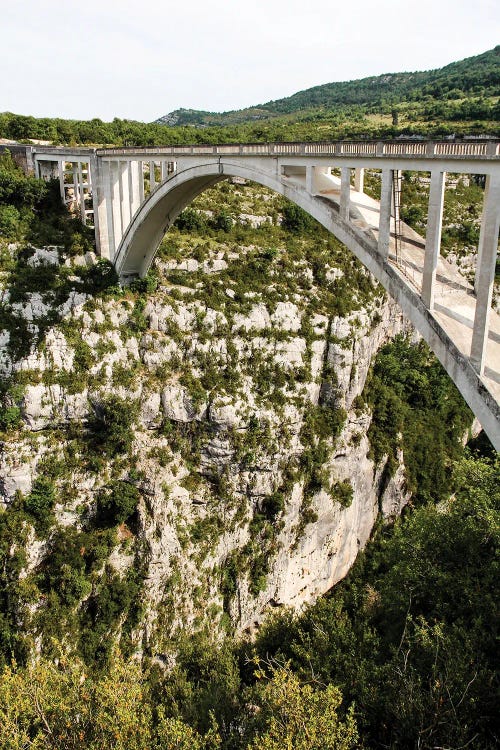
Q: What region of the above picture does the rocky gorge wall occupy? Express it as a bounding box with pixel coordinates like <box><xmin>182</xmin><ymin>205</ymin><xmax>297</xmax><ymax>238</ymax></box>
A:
<box><xmin>0</xmin><ymin>183</ymin><xmax>413</xmax><ymax>658</ymax></box>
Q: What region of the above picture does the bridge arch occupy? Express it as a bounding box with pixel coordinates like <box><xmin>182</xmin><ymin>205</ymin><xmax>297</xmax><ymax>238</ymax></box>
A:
<box><xmin>113</xmin><ymin>160</ymin><xmax>500</xmax><ymax>449</ymax></box>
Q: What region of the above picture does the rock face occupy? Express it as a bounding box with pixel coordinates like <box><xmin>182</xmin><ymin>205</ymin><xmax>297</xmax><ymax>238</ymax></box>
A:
<box><xmin>0</xmin><ymin>212</ymin><xmax>412</xmax><ymax>653</ymax></box>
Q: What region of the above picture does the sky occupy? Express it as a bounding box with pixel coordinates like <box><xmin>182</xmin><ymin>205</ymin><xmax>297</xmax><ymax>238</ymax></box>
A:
<box><xmin>1</xmin><ymin>0</ymin><xmax>499</xmax><ymax>123</ymax></box>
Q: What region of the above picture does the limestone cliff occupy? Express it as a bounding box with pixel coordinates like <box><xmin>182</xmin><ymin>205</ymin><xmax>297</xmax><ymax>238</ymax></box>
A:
<box><xmin>0</xmin><ymin>182</ymin><xmax>412</xmax><ymax>657</ymax></box>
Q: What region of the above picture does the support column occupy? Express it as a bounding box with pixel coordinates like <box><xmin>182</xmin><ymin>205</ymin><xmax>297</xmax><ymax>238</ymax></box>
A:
<box><xmin>138</xmin><ymin>161</ymin><xmax>145</xmax><ymax>203</ymax></box>
<box><xmin>129</xmin><ymin>160</ymin><xmax>142</xmax><ymax>217</ymax></box>
<box><xmin>103</xmin><ymin>160</ymin><xmax>115</xmax><ymax>260</ymax></box>
<box><xmin>119</xmin><ymin>161</ymin><xmax>131</xmax><ymax>233</ymax></box>
<box><xmin>340</xmin><ymin>167</ymin><xmax>351</xmax><ymax>221</ymax></box>
<box><xmin>378</xmin><ymin>169</ymin><xmax>393</xmax><ymax>259</ymax></box>
<box><xmin>470</xmin><ymin>173</ymin><xmax>500</xmax><ymax>374</ymax></box>
<box><xmin>306</xmin><ymin>165</ymin><xmax>314</xmax><ymax>195</ymax></box>
<box><xmin>91</xmin><ymin>154</ymin><xmax>108</xmax><ymax>259</ymax></box>
<box><xmin>78</xmin><ymin>161</ymin><xmax>86</xmax><ymax>224</ymax></box>
<box><xmin>161</xmin><ymin>161</ymin><xmax>169</xmax><ymax>182</ymax></box>
<box><xmin>110</xmin><ymin>160</ymin><xmax>122</xmax><ymax>254</ymax></box>
<box><xmin>149</xmin><ymin>160</ymin><xmax>156</xmax><ymax>192</ymax></box>
<box><xmin>421</xmin><ymin>170</ymin><xmax>446</xmax><ymax>310</ymax></box>
<box><xmin>475</xmin><ymin>175</ymin><xmax>491</xmax><ymax>294</ymax></box>
<box><xmin>58</xmin><ymin>160</ymin><xmax>65</xmax><ymax>202</ymax></box>
<box><xmin>72</xmin><ymin>162</ymin><xmax>80</xmax><ymax>213</ymax></box>
<box><xmin>354</xmin><ymin>167</ymin><xmax>364</xmax><ymax>193</ymax></box>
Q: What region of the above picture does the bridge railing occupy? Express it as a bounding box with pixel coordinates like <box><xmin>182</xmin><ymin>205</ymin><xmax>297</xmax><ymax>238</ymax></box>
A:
<box><xmin>94</xmin><ymin>139</ymin><xmax>499</xmax><ymax>160</ymax></box>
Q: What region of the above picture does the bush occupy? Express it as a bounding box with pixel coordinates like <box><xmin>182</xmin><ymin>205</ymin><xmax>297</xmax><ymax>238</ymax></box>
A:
<box><xmin>281</xmin><ymin>203</ymin><xmax>315</xmax><ymax>233</ymax></box>
<box><xmin>96</xmin><ymin>481</ymin><xmax>140</xmax><ymax>526</ymax></box>
<box><xmin>0</xmin><ymin>205</ymin><xmax>21</xmax><ymax>237</ymax></box>
<box><xmin>88</xmin><ymin>396</ymin><xmax>138</xmax><ymax>456</ymax></box>
<box><xmin>0</xmin><ymin>404</ymin><xmax>21</xmax><ymax>431</ymax></box>
<box><xmin>24</xmin><ymin>477</ymin><xmax>56</xmax><ymax>529</ymax></box>
<box><xmin>175</xmin><ymin>208</ymin><xmax>207</xmax><ymax>232</ymax></box>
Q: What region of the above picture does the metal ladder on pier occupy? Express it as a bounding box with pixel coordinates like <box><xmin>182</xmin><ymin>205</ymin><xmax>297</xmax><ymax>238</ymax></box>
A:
<box><xmin>392</xmin><ymin>169</ymin><xmax>403</xmax><ymax>265</ymax></box>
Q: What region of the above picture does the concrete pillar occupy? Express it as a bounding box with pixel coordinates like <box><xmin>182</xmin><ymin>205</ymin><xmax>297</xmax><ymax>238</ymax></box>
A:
<box><xmin>91</xmin><ymin>154</ymin><xmax>108</xmax><ymax>258</ymax></box>
<box><xmin>421</xmin><ymin>170</ymin><xmax>446</xmax><ymax>310</ymax></box>
<box><xmin>306</xmin><ymin>165</ymin><xmax>314</xmax><ymax>195</ymax></box>
<box><xmin>138</xmin><ymin>161</ymin><xmax>145</xmax><ymax>204</ymax></box>
<box><xmin>58</xmin><ymin>160</ymin><xmax>65</xmax><ymax>202</ymax></box>
<box><xmin>102</xmin><ymin>160</ymin><xmax>115</xmax><ymax>259</ymax></box>
<box><xmin>340</xmin><ymin>167</ymin><xmax>350</xmax><ymax>221</ymax></box>
<box><xmin>119</xmin><ymin>161</ymin><xmax>131</xmax><ymax>233</ymax></box>
<box><xmin>470</xmin><ymin>173</ymin><xmax>500</xmax><ymax>374</ymax></box>
<box><xmin>378</xmin><ymin>169</ymin><xmax>393</xmax><ymax>259</ymax></box>
<box><xmin>149</xmin><ymin>160</ymin><xmax>156</xmax><ymax>192</ymax></box>
<box><xmin>72</xmin><ymin>162</ymin><xmax>79</xmax><ymax>212</ymax></box>
<box><xmin>161</xmin><ymin>161</ymin><xmax>169</xmax><ymax>182</ymax></box>
<box><xmin>129</xmin><ymin>160</ymin><xmax>142</xmax><ymax>218</ymax></box>
<box><xmin>78</xmin><ymin>161</ymin><xmax>86</xmax><ymax>224</ymax></box>
<box><xmin>354</xmin><ymin>167</ymin><xmax>364</xmax><ymax>193</ymax></box>
<box><xmin>475</xmin><ymin>175</ymin><xmax>491</xmax><ymax>294</ymax></box>
<box><xmin>392</xmin><ymin>169</ymin><xmax>402</xmax><ymax>222</ymax></box>
<box><xmin>110</xmin><ymin>160</ymin><xmax>122</xmax><ymax>254</ymax></box>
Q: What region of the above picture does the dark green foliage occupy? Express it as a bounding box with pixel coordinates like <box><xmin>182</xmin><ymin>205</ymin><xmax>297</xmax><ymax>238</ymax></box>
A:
<box><xmin>0</xmin><ymin>404</ymin><xmax>21</xmax><ymax>431</ymax></box>
<box><xmin>175</xmin><ymin>208</ymin><xmax>208</xmax><ymax>232</ymax></box>
<box><xmin>0</xmin><ymin>151</ymin><xmax>47</xmax><ymax>207</ymax></box>
<box><xmin>81</xmin><ymin>258</ymin><xmax>118</xmax><ymax>292</ymax></box>
<box><xmin>331</xmin><ymin>480</ymin><xmax>353</xmax><ymax>508</ymax></box>
<box><xmin>281</xmin><ymin>203</ymin><xmax>315</xmax><ymax>233</ymax></box>
<box><xmin>261</xmin><ymin>492</ymin><xmax>285</xmax><ymax>521</ymax></box>
<box><xmin>87</xmin><ymin>395</ymin><xmax>138</xmax><ymax>457</ymax></box>
<box><xmin>364</xmin><ymin>335</ymin><xmax>472</xmax><ymax>501</ymax></box>
<box><xmin>24</xmin><ymin>477</ymin><xmax>56</xmax><ymax>531</ymax></box>
<box><xmin>79</xmin><ymin>565</ymin><xmax>145</xmax><ymax>665</ymax></box>
<box><xmin>96</xmin><ymin>481</ymin><xmax>140</xmax><ymax>527</ymax></box>
<box><xmin>130</xmin><ymin>269</ymin><xmax>159</xmax><ymax>294</ymax></box>
<box><xmin>212</xmin><ymin>210</ymin><xmax>233</xmax><ymax>232</ymax></box>
<box><xmin>0</xmin><ymin>502</ymin><xmax>32</xmax><ymax>667</ymax></box>
<box><xmin>252</xmin><ymin>454</ymin><xmax>500</xmax><ymax>749</ymax></box>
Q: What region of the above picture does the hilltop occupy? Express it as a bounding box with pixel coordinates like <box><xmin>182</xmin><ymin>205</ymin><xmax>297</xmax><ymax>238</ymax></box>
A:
<box><xmin>156</xmin><ymin>46</ymin><xmax>500</xmax><ymax>128</ymax></box>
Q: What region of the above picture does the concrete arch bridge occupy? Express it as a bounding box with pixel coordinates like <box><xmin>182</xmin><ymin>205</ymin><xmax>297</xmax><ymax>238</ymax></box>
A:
<box><xmin>26</xmin><ymin>140</ymin><xmax>500</xmax><ymax>449</ymax></box>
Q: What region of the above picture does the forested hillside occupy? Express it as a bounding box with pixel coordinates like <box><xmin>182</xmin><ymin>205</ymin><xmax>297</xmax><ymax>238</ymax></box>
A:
<box><xmin>157</xmin><ymin>45</ymin><xmax>500</xmax><ymax>126</ymax></box>
<box><xmin>0</xmin><ymin>47</ymin><xmax>499</xmax><ymax>146</ymax></box>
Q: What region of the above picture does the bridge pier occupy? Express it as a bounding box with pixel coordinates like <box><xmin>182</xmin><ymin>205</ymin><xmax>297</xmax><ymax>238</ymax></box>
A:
<box><xmin>354</xmin><ymin>167</ymin><xmax>364</xmax><ymax>193</ymax></box>
<box><xmin>340</xmin><ymin>167</ymin><xmax>351</xmax><ymax>220</ymax></box>
<box><xmin>471</xmin><ymin>173</ymin><xmax>500</xmax><ymax>374</ymax></box>
<box><xmin>422</xmin><ymin>170</ymin><xmax>446</xmax><ymax>310</ymax></box>
<box><xmin>378</xmin><ymin>169</ymin><xmax>393</xmax><ymax>258</ymax></box>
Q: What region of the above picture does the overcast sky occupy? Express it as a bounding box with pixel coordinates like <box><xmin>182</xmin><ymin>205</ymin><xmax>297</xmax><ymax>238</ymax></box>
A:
<box><xmin>2</xmin><ymin>0</ymin><xmax>498</xmax><ymax>122</ymax></box>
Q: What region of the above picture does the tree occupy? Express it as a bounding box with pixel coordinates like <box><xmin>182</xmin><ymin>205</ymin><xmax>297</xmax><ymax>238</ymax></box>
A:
<box><xmin>246</xmin><ymin>664</ymin><xmax>358</xmax><ymax>750</ymax></box>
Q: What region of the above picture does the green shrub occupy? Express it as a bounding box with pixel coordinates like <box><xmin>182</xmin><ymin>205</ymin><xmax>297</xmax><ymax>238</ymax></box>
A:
<box><xmin>24</xmin><ymin>477</ymin><xmax>56</xmax><ymax>530</ymax></box>
<box><xmin>0</xmin><ymin>205</ymin><xmax>21</xmax><ymax>237</ymax></box>
<box><xmin>96</xmin><ymin>481</ymin><xmax>140</xmax><ymax>527</ymax></box>
<box><xmin>88</xmin><ymin>396</ymin><xmax>138</xmax><ymax>456</ymax></box>
<box><xmin>0</xmin><ymin>404</ymin><xmax>21</xmax><ymax>431</ymax></box>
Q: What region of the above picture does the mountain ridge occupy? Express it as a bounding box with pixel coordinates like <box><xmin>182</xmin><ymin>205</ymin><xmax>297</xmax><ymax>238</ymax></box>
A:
<box><xmin>156</xmin><ymin>46</ymin><xmax>500</xmax><ymax>127</ymax></box>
